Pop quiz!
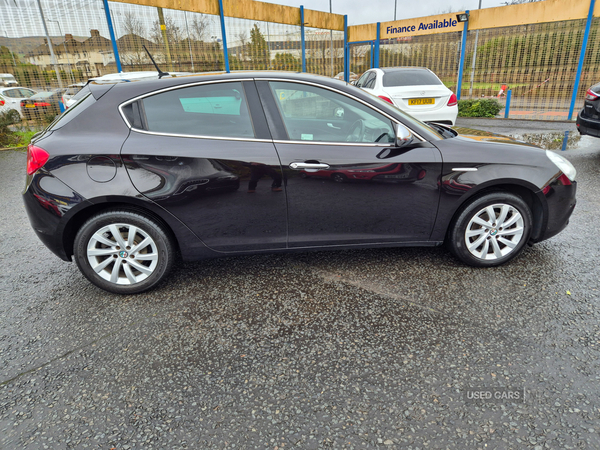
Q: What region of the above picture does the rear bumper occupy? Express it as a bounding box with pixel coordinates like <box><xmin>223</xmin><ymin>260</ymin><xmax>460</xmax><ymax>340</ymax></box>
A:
<box><xmin>576</xmin><ymin>110</ymin><xmax>600</xmax><ymax>137</ymax></box>
<box><xmin>22</xmin><ymin>170</ymin><xmax>88</xmax><ymax>261</ymax></box>
<box><xmin>398</xmin><ymin>105</ymin><xmax>458</xmax><ymax>126</ymax></box>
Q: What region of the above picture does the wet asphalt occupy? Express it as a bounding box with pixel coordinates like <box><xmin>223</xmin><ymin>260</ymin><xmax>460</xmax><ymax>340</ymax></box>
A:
<box><xmin>1</xmin><ymin>124</ymin><xmax>600</xmax><ymax>449</ymax></box>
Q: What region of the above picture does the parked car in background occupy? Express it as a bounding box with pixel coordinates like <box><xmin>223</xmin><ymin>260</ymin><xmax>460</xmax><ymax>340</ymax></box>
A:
<box><xmin>0</xmin><ymin>86</ymin><xmax>37</xmax><ymax>118</ymax></box>
<box><xmin>0</xmin><ymin>73</ymin><xmax>18</xmax><ymax>87</ymax></box>
<box><xmin>62</xmin><ymin>83</ymin><xmax>86</xmax><ymax>109</ymax></box>
<box><xmin>23</xmin><ymin>72</ymin><xmax>576</xmax><ymax>294</ymax></box>
<box><xmin>21</xmin><ymin>90</ymin><xmax>64</xmax><ymax>120</ymax></box>
<box><xmin>576</xmin><ymin>82</ymin><xmax>600</xmax><ymax>138</ymax></box>
<box><xmin>334</xmin><ymin>71</ymin><xmax>358</xmax><ymax>83</ymax></box>
<box><xmin>1</xmin><ymin>94</ymin><xmax>21</xmax><ymax>123</ymax></box>
<box><xmin>355</xmin><ymin>67</ymin><xmax>458</xmax><ymax>125</ymax></box>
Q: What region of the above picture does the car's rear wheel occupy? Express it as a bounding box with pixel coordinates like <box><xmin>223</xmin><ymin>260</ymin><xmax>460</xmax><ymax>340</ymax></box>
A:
<box><xmin>74</xmin><ymin>210</ymin><xmax>175</xmax><ymax>294</ymax></box>
<box><xmin>6</xmin><ymin>109</ymin><xmax>20</xmax><ymax>124</ymax></box>
<box><xmin>447</xmin><ymin>192</ymin><xmax>532</xmax><ymax>267</ymax></box>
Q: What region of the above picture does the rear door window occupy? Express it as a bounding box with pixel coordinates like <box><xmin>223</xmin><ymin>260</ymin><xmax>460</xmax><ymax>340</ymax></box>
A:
<box><xmin>140</xmin><ymin>81</ymin><xmax>255</xmax><ymax>138</ymax></box>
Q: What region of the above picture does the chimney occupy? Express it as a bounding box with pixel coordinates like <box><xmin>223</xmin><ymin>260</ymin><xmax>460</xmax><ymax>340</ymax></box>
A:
<box><xmin>65</xmin><ymin>34</ymin><xmax>73</xmax><ymax>41</ymax></box>
<box><xmin>90</xmin><ymin>29</ymin><xmax>100</xmax><ymax>38</ymax></box>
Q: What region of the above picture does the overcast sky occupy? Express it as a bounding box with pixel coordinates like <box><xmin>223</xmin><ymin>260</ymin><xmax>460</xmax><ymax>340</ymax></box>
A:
<box><xmin>0</xmin><ymin>0</ymin><xmax>513</xmax><ymax>39</ymax></box>
<box><xmin>265</xmin><ymin>0</ymin><xmax>512</xmax><ymax>25</ymax></box>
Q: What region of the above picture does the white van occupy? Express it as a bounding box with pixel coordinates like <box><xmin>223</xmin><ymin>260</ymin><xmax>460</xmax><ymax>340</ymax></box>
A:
<box><xmin>0</xmin><ymin>74</ymin><xmax>18</xmax><ymax>87</ymax></box>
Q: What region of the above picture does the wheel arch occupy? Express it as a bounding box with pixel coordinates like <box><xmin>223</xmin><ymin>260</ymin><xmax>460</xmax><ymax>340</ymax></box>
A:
<box><xmin>61</xmin><ymin>197</ymin><xmax>182</xmax><ymax>260</ymax></box>
<box><xmin>444</xmin><ymin>182</ymin><xmax>546</xmax><ymax>243</ymax></box>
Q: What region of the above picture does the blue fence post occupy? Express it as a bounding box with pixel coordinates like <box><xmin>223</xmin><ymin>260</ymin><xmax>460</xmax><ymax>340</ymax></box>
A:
<box><xmin>568</xmin><ymin>0</ymin><xmax>595</xmax><ymax>120</ymax></box>
<box><xmin>102</xmin><ymin>0</ymin><xmax>122</xmax><ymax>73</ymax></box>
<box><xmin>374</xmin><ymin>22</ymin><xmax>380</xmax><ymax>68</ymax></box>
<box><xmin>456</xmin><ymin>10</ymin><xmax>469</xmax><ymax>101</ymax></box>
<box><xmin>504</xmin><ymin>89</ymin><xmax>512</xmax><ymax>118</ymax></box>
<box><xmin>343</xmin><ymin>15</ymin><xmax>349</xmax><ymax>81</ymax></box>
<box><xmin>217</xmin><ymin>0</ymin><xmax>230</xmax><ymax>73</ymax></box>
<box><xmin>300</xmin><ymin>6</ymin><xmax>306</xmax><ymax>72</ymax></box>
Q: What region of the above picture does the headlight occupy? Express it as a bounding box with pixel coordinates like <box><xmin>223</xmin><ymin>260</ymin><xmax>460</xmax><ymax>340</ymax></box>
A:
<box><xmin>546</xmin><ymin>150</ymin><xmax>576</xmax><ymax>182</ymax></box>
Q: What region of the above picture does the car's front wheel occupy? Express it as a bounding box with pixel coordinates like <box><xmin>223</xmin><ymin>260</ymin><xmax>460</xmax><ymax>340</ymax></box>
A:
<box><xmin>447</xmin><ymin>192</ymin><xmax>532</xmax><ymax>267</ymax></box>
<box><xmin>74</xmin><ymin>210</ymin><xmax>175</xmax><ymax>294</ymax></box>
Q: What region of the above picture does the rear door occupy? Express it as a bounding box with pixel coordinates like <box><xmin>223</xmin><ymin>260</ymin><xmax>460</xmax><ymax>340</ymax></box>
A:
<box><xmin>121</xmin><ymin>80</ymin><xmax>287</xmax><ymax>253</ymax></box>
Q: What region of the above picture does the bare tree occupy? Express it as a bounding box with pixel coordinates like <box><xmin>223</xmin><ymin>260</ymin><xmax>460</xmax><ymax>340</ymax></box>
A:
<box><xmin>122</xmin><ymin>11</ymin><xmax>145</xmax><ymax>38</ymax></box>
<box><xmin>190</xmin><ymin>15</ymin><xmax>211</xmax><ymax>42</ymax></box>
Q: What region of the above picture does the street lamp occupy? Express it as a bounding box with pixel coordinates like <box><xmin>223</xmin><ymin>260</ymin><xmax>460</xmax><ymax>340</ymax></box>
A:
<box><xmin>47</xmin><ymin>18</ymin><xmax>75</xmax><ymax>84</ymax></box>
<box><xmin>35</xmin><ymin>0</ymin><xmax>63</xmax><ymax>89</ymax></box>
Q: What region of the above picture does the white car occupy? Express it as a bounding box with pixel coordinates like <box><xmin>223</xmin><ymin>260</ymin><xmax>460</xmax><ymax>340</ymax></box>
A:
<box><xmin>355</xmin><ymin>67</ymin><xmax>458</xmax><ymax>125</ymax></box>
<box><xmin>0</xmin><ymin>87</ymin><xmax>37</xmax><ymax>119</ymax></box>
<box><xmin>62</xmin><ymin>83</ymin><xmax>87</xmax><ymax>109</ymax></box>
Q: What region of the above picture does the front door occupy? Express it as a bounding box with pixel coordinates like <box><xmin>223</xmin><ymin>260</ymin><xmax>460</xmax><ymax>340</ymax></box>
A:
<box><xmin>257</xmin><ymin>79</ymin><xmax>442</xmax><ymax>247</ymax></box>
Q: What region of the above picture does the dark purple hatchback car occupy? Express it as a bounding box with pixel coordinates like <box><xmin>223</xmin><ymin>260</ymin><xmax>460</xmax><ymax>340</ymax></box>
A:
<box><xmin>23</xmin><ymin>72</ymin><xmax>577</xmax><ymax>294</ymax></box>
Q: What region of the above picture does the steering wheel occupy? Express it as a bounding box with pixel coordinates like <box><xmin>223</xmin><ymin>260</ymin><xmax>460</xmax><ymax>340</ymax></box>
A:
<box><xmin>346</xmin><ymin>119</ymin><xmax>365</xmax><ymax>142</ymax></box>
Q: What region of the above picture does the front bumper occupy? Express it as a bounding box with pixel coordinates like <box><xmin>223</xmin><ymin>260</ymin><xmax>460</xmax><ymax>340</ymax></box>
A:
<box><xmin>536</xmin><ymin>179</ymin><xmax>577</xmax><ymax>242</ymax></box>
<box><xmin>576</xmin><ymin>110</ymin><xmax>600</xmax><ymax>138</ymax></box>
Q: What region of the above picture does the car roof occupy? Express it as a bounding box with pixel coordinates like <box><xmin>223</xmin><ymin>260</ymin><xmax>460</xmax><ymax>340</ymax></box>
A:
<box><xmin>380</xmin><ymin>67</ymin><xmax>432</xmax><ymax>73</ymax></box>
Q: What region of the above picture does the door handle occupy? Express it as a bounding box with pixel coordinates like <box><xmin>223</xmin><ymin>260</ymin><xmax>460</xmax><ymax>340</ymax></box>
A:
<box><xmin>289</xmin><ymin>162</ymin><xmax>330</xmax><ymax>170</ymax></box>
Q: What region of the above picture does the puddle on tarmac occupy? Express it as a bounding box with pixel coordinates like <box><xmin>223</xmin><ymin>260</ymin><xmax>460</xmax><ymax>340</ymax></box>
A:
<box><xmin>506</xmin><ymin>131</ymin><xmax>583</xmax><ymax>150</ymax></box>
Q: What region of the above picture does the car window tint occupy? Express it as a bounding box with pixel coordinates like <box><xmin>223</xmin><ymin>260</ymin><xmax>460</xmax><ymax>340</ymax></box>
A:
<box><xmin>355</xmin><ymin>72</ymin><xmax>369</xmax><ymax>88</ymax></box>
<box><xmin>269</xmin><ymin>81</ymin><xmax>395</xmax><ymax>144</ymax></box>
<box><xmin>141</xmin><ymin>82</ymin><xmax>255</xmax><ymax>138</ymax></box>
<box><xmin>4</xmin><ymin>89</ymin><xmax>19</xmax><ymax>98</ymax></box>
<box><xmin>382</xmin><ymin>70</ymin><xmax>443</xmax><ymax>87</ymax></box>
<box><xmin>364</xmin><ymin>73</ymin><xmax>377</xmax><ymax>89</ymax></box>
<box><xmin>20</xmin><ymin>89</ymin><xmax>36</xmax><ymax>98</ymax></box>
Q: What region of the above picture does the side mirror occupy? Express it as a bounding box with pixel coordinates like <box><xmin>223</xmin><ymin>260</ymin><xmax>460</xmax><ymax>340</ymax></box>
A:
<box><xmin>394</xmin><ymin>123</ymin><xmax>414</xmax><ymax>148</ymax></box>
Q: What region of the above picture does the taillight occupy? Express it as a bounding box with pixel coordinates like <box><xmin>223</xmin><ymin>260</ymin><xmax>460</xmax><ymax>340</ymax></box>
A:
<box><xmin>26</xmin><ymin>144</ymin><xmax>49</xmax><ymax>175</ymax></box>
<box><xmin>447</xmin><ymin>93</ymin><xmax>458</xmax><ymax>107</ymax></box>
<box><xmin>585</xmin><ymin>89</ymin><xmax>599</xmax><ymax>101</ymax></box>
<box><xmin>378</xmin><ymin>95</ymin><xmax>393</xmax><ymax>104</ymax></box>
<box><xmin>34</xmin><ymin>102</ymin><xmax>51</xmax><ymax>107</ymax></box>
<box><xmin>0</xmin><ymin>99</ymin><xmax>4</xmax><ymax>106</ymax></box>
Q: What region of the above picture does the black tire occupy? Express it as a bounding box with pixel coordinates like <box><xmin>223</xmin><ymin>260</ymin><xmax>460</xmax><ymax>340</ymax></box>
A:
<box><xmin>74</xmin><ymin>210</ymin><xmax>175</xmax><ymax>294</ymax></box>
<box><xmin>331</xmin><ymin>173</ymin><xmax>347</xmax><ymax>183</ymax></box>
<box><xmin>447</xmin><ymin>192</ymin><xmax>532</xmax><ymax>267</ymax></box>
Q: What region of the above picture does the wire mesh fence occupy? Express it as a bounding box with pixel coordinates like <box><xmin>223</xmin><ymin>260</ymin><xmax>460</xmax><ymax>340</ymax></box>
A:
<box><xmin>461</xmin><ymin>18</ymin><xmax>600</xmax><ymax>119</ymax></box>
<box><xmin>1</xmin><ymin>0</ymin><xmax>599</xmax><ymax>139</ymax></box>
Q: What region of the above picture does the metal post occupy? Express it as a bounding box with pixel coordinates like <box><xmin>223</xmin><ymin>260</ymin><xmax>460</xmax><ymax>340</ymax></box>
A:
<box><xmin>35</xmin><ymin>0</ymin><xmax>63</xmax><ymax>89</ymax></box>
<box><xmin>157</xmin><ymin>8</ymin><xmax>173</xmax><ymax>71</ymax></box>
<box><xmin>329</xmin><ymin>0</ymin><xmax>334</xmax><ymax>77</ymax></box>
<box><xmin>468</xmin><ymin>0</ymin><xmax>482</xmax><ymax>98</ymax></box>
<box><xmin>456</xmin><ymin>11</ymin><xmax>469</xmax><ymax>101</ymax></box>
<box><xmin>184</xmin><ymin>11</ymin><xmax>195</xmax><ymax>72</ymax></box>
<box><xmin>300</xmin><ymin>6</ymin><xmax>306</xmax><ymax>72</ymax></box>
<box><xmin>568</xmin><ymin>0</ymin><xmax>596</xmax><ymax>120</ymax></box>
<box><xmin>48</xmin><ymin>19</ymin><xmax>75</xmax><ymax>84</ymax></box>
<box><xmin>343</xmin><ymin>15</ymin><xmax>348</xmax><ymax>82</ymax></box>
<box><xmin>504</xmin><ymin>89</ymin><xmax>512</xmax><ymax>118</ymax></box>
<box><xmin>102</xmin><ymin>0</ymin><xmax>122</xmax><ymax>73</ymax></box>
<box><xmin>374</xmin><ymin>22</ymin><xmax>380</xmax><ymax>68</ymax></box>
<box><xmin>217</xmin><ymin>0</ymin><xmax>230</xmax><ymax>72</ymax></box>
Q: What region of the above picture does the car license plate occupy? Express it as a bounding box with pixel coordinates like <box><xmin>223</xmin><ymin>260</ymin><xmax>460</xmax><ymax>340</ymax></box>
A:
<box><xmin>25</xmin><ymin>104</ymin><xmax>35</xmax><ymax>108</ymax></box>
<box><xmin>409</xmin><ymin>98</ymin><xmax>434</xmax><ymax>106</ymax></box>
